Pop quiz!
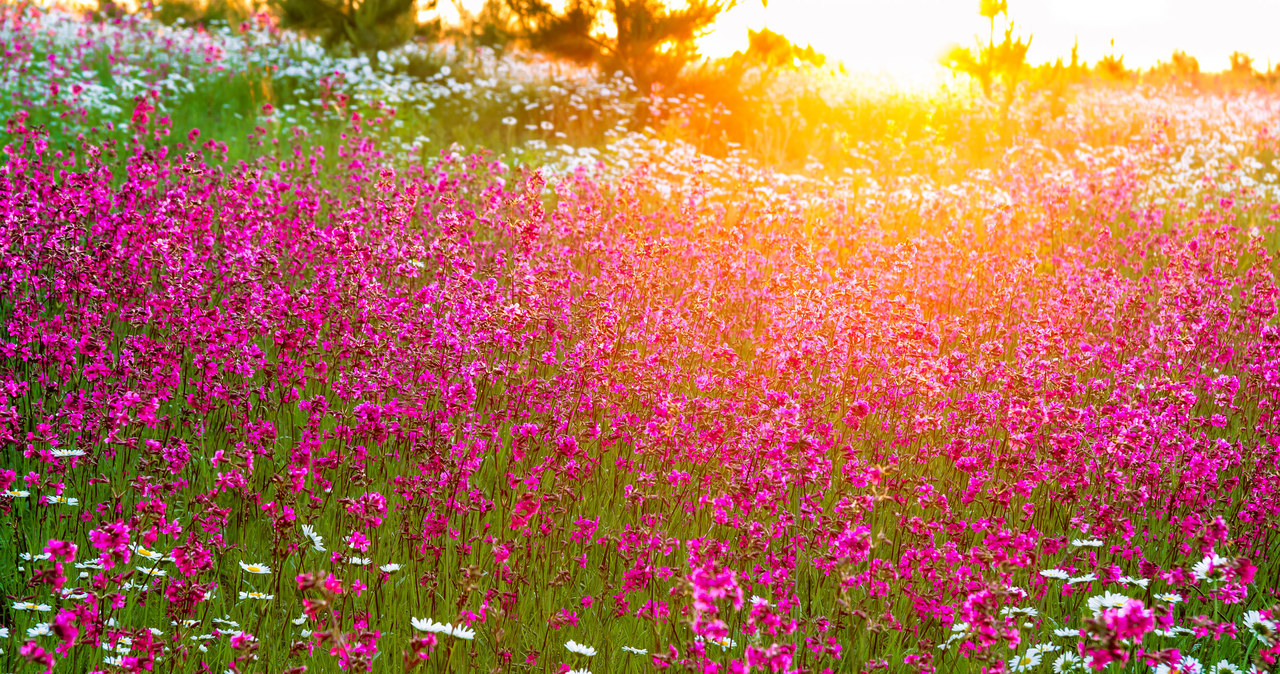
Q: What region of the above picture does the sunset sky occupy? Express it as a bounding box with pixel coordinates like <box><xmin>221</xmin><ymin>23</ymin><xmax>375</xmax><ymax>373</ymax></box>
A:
<box><xmin>437</xmin><ymin>0</ymin><xmax>1280</xmax><ymax>85</ymax></box>
<box><xmin>702</xmin><ymin>0</ymin><xmax>1280</xmax><ymax>83</ymax></box>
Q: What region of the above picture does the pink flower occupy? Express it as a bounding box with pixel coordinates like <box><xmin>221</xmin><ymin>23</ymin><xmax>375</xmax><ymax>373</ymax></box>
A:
<box><xmin>347</xmin><ymin>530</ymin><xmax>370</xmax><ymax>552</ymax></box>
<box><xmin>1104</xmin><ymin>599</ymin><xmax>1155</xmax><ymax>640</ymax></box>
<box><xmin>44</xmin><ymin>539</ymin><xmax>77</xmax><ymax>563</ymax></box>
<box><xmin>20</xmin><ymin>641</ymin><xmax>54</xmax><ymax>673</ymax></box>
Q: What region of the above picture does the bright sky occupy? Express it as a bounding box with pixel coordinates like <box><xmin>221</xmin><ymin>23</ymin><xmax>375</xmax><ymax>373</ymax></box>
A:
<box><xmin>701</xmin><ymin>0</ymin><xmax>1280</xmax><ymax>84</ymax></box>
<box><xmin>436</xmin><ymin>0</ymin><xmax>1280</xmax><ymax>85</ymax></box>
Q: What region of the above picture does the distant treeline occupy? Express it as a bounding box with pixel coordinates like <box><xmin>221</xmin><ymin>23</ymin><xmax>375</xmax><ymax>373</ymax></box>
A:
<box><xmin>141</xmin><ymin>0</ymin><xmax>1280</xmax><ymax>92</ymax></box>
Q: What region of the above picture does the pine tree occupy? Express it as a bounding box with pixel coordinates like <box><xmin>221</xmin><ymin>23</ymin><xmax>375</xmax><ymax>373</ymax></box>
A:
<box><xmin>504</xmin><ymin>0</ymin><xmax>750</xmax><ymax>88</ymax></box>
<box><xmin>272</xmin><ymin>0</ymin><xmax>433</xmax><ymax>57</ymax></box>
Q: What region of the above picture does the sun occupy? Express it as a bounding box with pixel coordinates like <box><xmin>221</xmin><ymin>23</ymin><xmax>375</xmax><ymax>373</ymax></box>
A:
<box><xmin>698</xmin><ymin>0</ymin><xmax>978</xmax><ymax>86</ymax></box>
<box><xmin>697</xmin><ymin>0</ymin><xmax>1280</xmax><ymax>78</ymax></box>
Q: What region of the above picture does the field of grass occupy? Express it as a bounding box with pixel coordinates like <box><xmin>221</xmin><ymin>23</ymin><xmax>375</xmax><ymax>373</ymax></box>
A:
<box><xmin>3</xmin><ymin>5</ymin><xmax>1280</xmax><ymax>674</ymax></box>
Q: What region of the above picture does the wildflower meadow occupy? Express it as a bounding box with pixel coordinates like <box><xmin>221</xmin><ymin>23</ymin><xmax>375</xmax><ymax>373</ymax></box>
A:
<box><xmin>3</xmin><ymin>4</ymin><xmax>1280</xmax><ymax>674</ymax></box>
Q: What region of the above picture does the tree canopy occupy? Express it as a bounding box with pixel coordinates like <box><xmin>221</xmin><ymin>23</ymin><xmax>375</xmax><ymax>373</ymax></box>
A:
<box><xmin>272</xmin><ymin>0</ymin><xmax>433</xmax><ymax>55</ymax></box>
<box><xmin>504</xmin><ymin>0</ymin><xmax>746</xmax><ymax>88</ymax></box>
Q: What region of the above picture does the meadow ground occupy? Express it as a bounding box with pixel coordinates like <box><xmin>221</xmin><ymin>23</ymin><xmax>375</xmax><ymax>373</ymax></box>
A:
<box><xmin>3</xmin><ymin>6</ymin><xmax>1280</xmax><ymax>674</ymax></box>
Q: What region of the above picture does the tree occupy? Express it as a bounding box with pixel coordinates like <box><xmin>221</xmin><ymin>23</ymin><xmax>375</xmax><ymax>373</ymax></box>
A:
<box><xmin>940</xmin><ymin>0</ymin><xmax>1031</xmax><ymax>112</ymax></box>
<box><xmin>743</xmin><ymin>27</ymin><xmax>825</xmax><ymax>69</ymax></box>
<box><xmin>1229</xmin><ymin>51</ymin><xmax>1256</xmax><ymax>79</ymax></box>
<box><xmin>504</xmin><ymin>0</ymin><xmax>753</xmax><ymax>88</ymax></box>
<box><xmin>448</xmin><ymin>0</ymin><xmax>520</xmax><ymax>51</ymax></box>
<box><xmin>272</xmin><ymin>0</ymin><xmax>432</xmax><ymax>56</ymax></box>
<box><xmin>1171</xmin><ymin>50</ymin><xmax>1200</xmax><ymax>76</ymax></box>
<box><xmin>1148</xmin><ymin>49</ymin><xmax>1199</xmax><ymax>86</ymax></box>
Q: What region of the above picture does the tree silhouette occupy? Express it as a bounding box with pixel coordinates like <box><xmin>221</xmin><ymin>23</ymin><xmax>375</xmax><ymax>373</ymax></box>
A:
<box><xmin>941</xmin><ymin>0</ymin><xmax>1031</xmax><ymax>113</ymax></box>
<box><xmin>743</xmin><ymin>27</ymin><xmax>824</xmax><ymax>68</ymax></box>
<box><xmin>1170</xmin><ymin>50</ymin><xmax>1200</xmax><ymax>76</ymax></box>
<box><xmin>1229</xmin><ymin>51</ymin><xmax>1256</xmax><ymax>79</ymax></box>
<box><xmin>272</xmin><ymin>0</ymin><xmax>432</xmax><ymax>56</ymax></box>
<box><xmin>1147</xmin><ymin>49</ymin><xmax>1199</xmax><ymax>86</ymax></box>
<box><xmin>505</xmin><ymin>0</ymin><xmax>752</xmax><ymax>88</ymax></box>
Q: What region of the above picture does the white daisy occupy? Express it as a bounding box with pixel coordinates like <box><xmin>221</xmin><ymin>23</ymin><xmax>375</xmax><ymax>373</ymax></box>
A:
<box><xmin>132</xmin><ymin>545</ymin><xmax>168</xmax><ymax>562</ymax></box>
<box><xmin>565</xmin><ymin>639</ymin><xmax>597</xmax><ymax>656</ymax></box>
<box><xmin>348</xmin><ymin>556</ymin><xmax>371</xmax><ymax>566</ymax></box>
<box><xmin>301</xmin><ymin>524</ymin><xmax>326</xmax><ymax>552</ymax></box>
<box><xmin>1155</xmin><ymin>593</ymin><xmax>1183</xmax><ymax>604</ymax></box>
<box><xmin>1087</xmin><ymin>592</ymin><xmax>1130</xmax><ymax>616</ymax></box>
<box><xmin>1053</xmin><ymin>627</ymin><xmax>1080</xmax><ymax>638</ymax></box>
<box><xmin>1009</xmin><ymin>651</ymin><xmax>1043</xmax><ymax>672</ymax></box>
<box><xmin>412</xmin><ymin>617</ymin><xmax>472</xmax><ymax>638</ymax></box>
<box><xmin>1071</xmin><ymin>538</ymin><xmax>1104</xmax><ymax>547</ymax></box>
<box><xmin>3</xmin><ymin>489</ymin><xmax>30</xmax><ymax>498</ymax></box>
<box><xmin>46</xmin><ymin>495</ymin><xmax>80</xmax><ymax>505</ymax></box>
<box><xmin>450</xmin><ymin>624</ymin><xmax>476</xmax><ymax>640</ymax></box>
<box><xmin>238</xmin><ymin>561</ymin><xmax>271</xmax><ymax>574</ymax></box>
<box><xmin>137</xmin><ymin>565</ymin><xmax>168</xmax><ymax>577</ymax></box>
<box><xmin>1192</xmin><ymin>554</ymin><xmax>1230</xmax><ymax>583</ymax></box>
<box><xmin>411</xmin><ymin>617</ymin><xmax>451</xmax><ymax>634</ymax></box>
<box><xmin>1210</xmin><ymin>661</ymin><xmax>1243</xmax><ymax>674</ymax></box>
<box><xmin>1053</xmin><ymin>652</ymin><xmax>1087</xmax><ymax>673</ymax></box>
<box><xmin>1117</xmin><ymin>575</ymin><xmax>1149</xmax><ymax>588</ymax></box>
<box><xmin>1154</xmin><ymin>626</ymin><xmax>1196</xmax><ymax>638</ymax></box>
<box><xmin>1156</xmin><ymin>656</ymin><xmax>1204</xmax><ymax>674</ymax></box>
<box><xmin>1027</xmin><ymin>643</ymin><xmax>1061</xmax><ymax>656</ymax></box>
<box><xmin>1067</xmin><ymin>574</ymin><xmax>1097</xmax><ymax>585</ymax></box>
<box><xmin>51</xmin><ymin>449</ymin><xmax>86</xmax><ymax>458</ymax></box>
<box><xmin>694</xmin><ymin>635</ymin><xmax>737</xmax><ymax>649</ymax></box>
<box><xmin>238</xmin><ymin>591</ymin><xmax>274</xmax><ymax>600</ymax></box>
<box><xmin>621</xmin><ymin>646</ymin><xmax>648</xmax><ymax>655</ymax></box>
<box><xmin>12</xmin><ymin>601</ymin><xmax>52</xmax><ymax>612</ymax></box>
<box><xmin>1039</xmin><ymin>568</ymin><xmax>1069</xmax><ymax>580</ymax></box>
<box><xmin>28</xmin><ymin>623</ymin><xmax>52</xmax><ymax>637</ymax></box>
<box><xmin>1242</xmin><ymin>610</ymin><xmax>1277</xmax><ymax>643</ymax></box>
<box><xmin>380</xmin><ymin>563</ymin><xmax>402</xmax><ymax>573</ymax></box>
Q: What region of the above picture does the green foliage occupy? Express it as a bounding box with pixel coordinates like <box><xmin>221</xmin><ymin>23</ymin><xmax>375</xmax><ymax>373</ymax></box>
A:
<box><xmin>152</xmin><ymin>0</ymin><xmax>260</xmax><ymax>26</ymax></box>
<box><xmin>271</xmin><ymin>0</ymin><xmax>431</xmax><ymax>56</ymax></box>
<box><xmin>504</xmin><ymin>0</ymin><xmax>738</xmax><ymax>88</ymax></box>
<box><xmin>447</xmin><ymin>0</ymin><xmax>519</xmax><ymax>50</ymax></box>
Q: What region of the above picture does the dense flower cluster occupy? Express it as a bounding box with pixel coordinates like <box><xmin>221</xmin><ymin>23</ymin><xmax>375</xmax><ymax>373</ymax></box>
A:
<box><xmin>4</xmin><ymin>6</ymin><xmax>1280</xmax><ymax>674</ymax></box>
